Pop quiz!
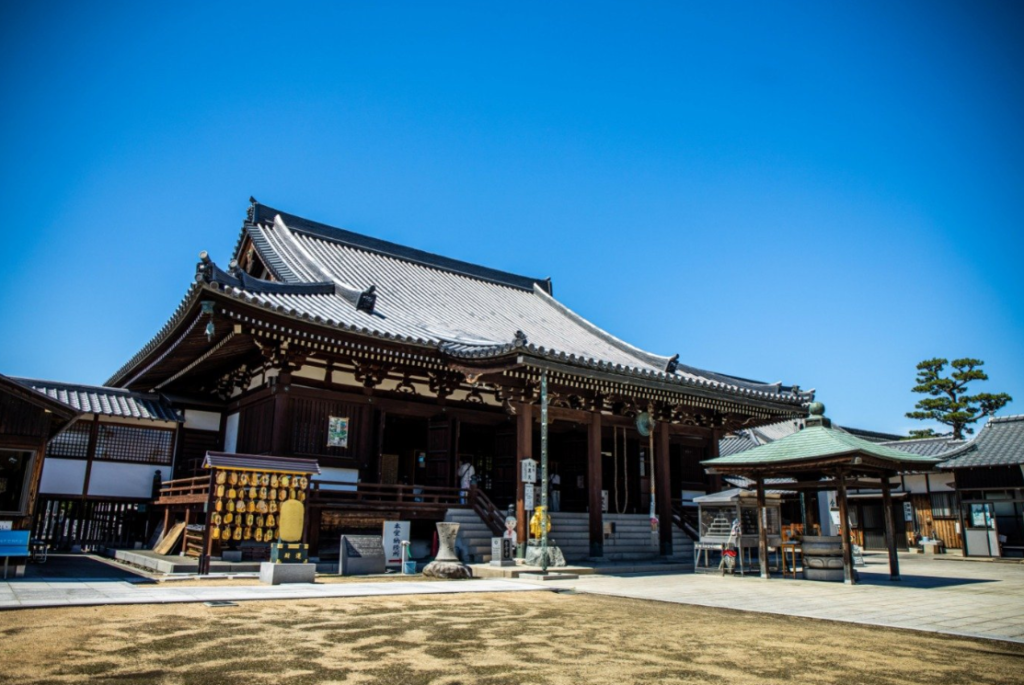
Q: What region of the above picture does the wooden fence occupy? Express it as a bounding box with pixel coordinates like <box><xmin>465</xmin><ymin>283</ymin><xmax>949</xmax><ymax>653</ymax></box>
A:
<box><xmin>32</xmin><ymin>496</ymin><xmax>152</xmax><ymax>551</ymax></box>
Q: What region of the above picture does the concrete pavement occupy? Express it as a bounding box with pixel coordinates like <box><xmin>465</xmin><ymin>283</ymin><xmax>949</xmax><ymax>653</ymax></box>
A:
<box><xmin>557</xmin><ymin>552</ymin><xmax>1024</xmax><ymax>643</ymax></box>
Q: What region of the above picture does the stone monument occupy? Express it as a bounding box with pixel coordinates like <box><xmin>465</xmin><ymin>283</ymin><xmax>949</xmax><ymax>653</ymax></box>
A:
<box><xmin>422</xmin><ymin>522</ymin><xmax>472</xmax><ymax>578</ymax></box>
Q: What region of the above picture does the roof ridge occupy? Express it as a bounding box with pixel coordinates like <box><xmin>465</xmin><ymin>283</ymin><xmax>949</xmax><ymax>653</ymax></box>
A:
<box><xmin>989</xmin><ymin>413</ymin><xmax>1024</xmax><ymax>423</ymax></box>
<box><xmin>251</xmin><ymin>202</ymin><xmax>552</xmax><ymax>294</ymax></box>
<box><xmin>13</xmin><ymin>376</ymin><xmax>163</xmax><ymax>397</ymax></box>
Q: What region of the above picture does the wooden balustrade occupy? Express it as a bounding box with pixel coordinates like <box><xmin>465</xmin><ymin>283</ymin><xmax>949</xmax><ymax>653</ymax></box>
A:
<box><xmin>469</xmin><ymin>486</ymin><xmax>506</xmax><ymax>535</ymax></box>
<box><xmin>309</xmin><ymin>481</ymin><xmax>463</xmax><ymax>513</ymax></box>
<box><xmin>156</xmin><ymin>476</ymin><xmax>210</xmax><ymax>505</ymax></box>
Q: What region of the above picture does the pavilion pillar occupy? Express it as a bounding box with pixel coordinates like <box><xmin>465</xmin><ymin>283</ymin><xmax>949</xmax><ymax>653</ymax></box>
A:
<box><xmin>756</xmin><ymin>475</ymin><xmax>769</xmax><ymax>579</ymax></box>
<box><xmin>881</xmin><ymin>476</ymin><xmax>901</xmax><ymax>581</ymax></box>
<box><xmin>588</xmin><ymin>411</ymin><xmax>604</xmax><ymax>558</ymax></box>
<box><xmin>836</xmin><ymin>471</ymin><xmax>856</xmax><ymax>585</ymax></box>
<box><xmin>515</xmin><ymin>401</ymin><xmax>532</xmax><ymax>551</ymax></box>
<box><xmin>656</xmin><ymin>422</ymin><xmax>673</xmax><ymax>556</ymax></box>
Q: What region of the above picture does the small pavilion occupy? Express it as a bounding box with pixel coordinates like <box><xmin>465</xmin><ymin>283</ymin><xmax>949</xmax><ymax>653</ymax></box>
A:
<box><xmin>702</xmin><ymin>403</ymin><xmax>941</xmax><ymax>584</ymax></box>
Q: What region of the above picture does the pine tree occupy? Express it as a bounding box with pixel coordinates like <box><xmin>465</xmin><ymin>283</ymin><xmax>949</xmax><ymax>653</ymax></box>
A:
<box><xmin>906</xmin><ymin>357</ymin><xmax>1012</xmax><ymax>440</ymax></box>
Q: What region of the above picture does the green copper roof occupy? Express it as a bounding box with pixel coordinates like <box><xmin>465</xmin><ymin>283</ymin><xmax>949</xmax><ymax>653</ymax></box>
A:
<box><xmin>703</xmin><ymin>424</ymin><xmax>940</xmax><ymax>469</ymax></box>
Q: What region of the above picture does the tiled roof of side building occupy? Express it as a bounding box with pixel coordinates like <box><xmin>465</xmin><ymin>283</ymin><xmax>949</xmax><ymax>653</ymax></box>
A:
<box><xmin>718</xmin><ymin>435</ymin><xmax>762</xmax><ymax>458</ymax></box>
<box><xmin>878</xmin><ymin>436</ymin><xmax>966</xmax><ymax>458</ymax></box>
<box><xmin>220</xmin><ymin>201</ymin><xmax>810</xmax><ymax>405</ymax></box>
<box><xmin>938</xmin><ymin>414</ymin><xmax>1024</xmax><ymax>469</ymax></box>
<box><xmin>13</xmin><ymin>378</ymin><xmax>181</xmax><ymax>423</ymax></box>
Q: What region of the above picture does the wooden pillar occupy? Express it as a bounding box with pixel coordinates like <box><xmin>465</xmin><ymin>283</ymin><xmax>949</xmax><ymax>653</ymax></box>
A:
<box><xmin>515</xmin><ymin>402</ymin><xmax>532</xmax><ymax>550</ymax></box>
<box><xmin>756</xmin><ymin>475</ymin><xmax>769</xmax><ymax>579</ymax></box>
<box><xmin>270</xmin><ymin>372</ymin><xmax>291</xmax><ymax>455</ymax></box>
<box><xmin>881</xmin><ymin>476</ymin><xmax>901</xmax><ymax>581</ymax></box>
<box><xmin>836</xmin><ymin>472</ymin><xmax>855</xmax><ymax>585</ymax></box>
<box><xmin>588</xmin><ymin>411</ymin><xmax>604</xmax><ymax>558</ymax></box>
<box><xmin>656</xmin><ymin>422</ymin><xmax>673</xmax><ymax>556</ymax></box>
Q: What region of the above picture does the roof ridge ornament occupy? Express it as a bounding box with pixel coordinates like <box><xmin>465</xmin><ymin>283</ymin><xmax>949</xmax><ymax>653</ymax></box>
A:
<box><xmin>666</xmin><ymin>354</ymin><xmax>679</xmax><ymax>373</ymax></box>
<box><xmin>805</xmin><ymin>401</ymin><xmax>831</xmax><ymax>428</ymax></box>
<box><xmin>513</xmin><ymin>330</ymin><xmax>528</xmax><ymax>348</ymax></box>
<box><xmin>356</xmin><ymin>285</ymin><xmax>377</xmax><ymax>314</ymax></box>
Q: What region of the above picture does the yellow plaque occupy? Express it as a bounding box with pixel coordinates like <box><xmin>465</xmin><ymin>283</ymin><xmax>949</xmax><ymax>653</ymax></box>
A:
<box><xmin>278</xmin><ymin>499</ymin><xmax>304</xmax><ymax>542</ymax></box>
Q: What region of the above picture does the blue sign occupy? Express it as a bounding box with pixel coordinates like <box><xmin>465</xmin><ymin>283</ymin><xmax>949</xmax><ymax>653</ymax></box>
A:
<box><xmin>0</xmin><ymin>530</ymin><xmax>30</xmax><ymax>557</ymax></box>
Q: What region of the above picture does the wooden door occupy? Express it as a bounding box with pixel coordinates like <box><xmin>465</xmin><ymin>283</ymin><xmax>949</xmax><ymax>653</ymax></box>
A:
<box><xmin>425</xmin><ymin>417</ymin><xmax>454</xmax><ymax>488</ymax></box>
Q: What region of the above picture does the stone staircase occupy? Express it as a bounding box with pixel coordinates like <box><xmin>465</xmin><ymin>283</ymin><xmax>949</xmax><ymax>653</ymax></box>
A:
<box><xmin>546</xmin><ymin>512</ymin><xmax>694</xmax><ymax>563</ymax></box>
<box><xmin>444</xmin><ymin>508</ymin><xmax>495</xmax><ymax>563</ymax></box>
<box><xmin>446</xmin><ymin>508</ymin><xmax>696</xmax><ymax>566</ymax></box>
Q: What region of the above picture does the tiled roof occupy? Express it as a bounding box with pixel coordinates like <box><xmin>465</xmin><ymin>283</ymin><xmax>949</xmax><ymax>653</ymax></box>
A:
<box><xmin>718</xmin><ymin>435</ymin><xmax>761</xmax><ymax>458</ymax></box>
<box><xmin>205</xmin><ymin>201</ymin><xmax>809</xmax><ymax>406</ymax></box>
<box><xmin>938</xmin><ymin>415</ymin><xmax>1024</xmax><ymax>469</ymax></box>
<box><xmin>13</xmin><ymin>378</ymin><xmax>181</xmax><ymax>423</ymax></box>
<box><xmin>704</xmin><ymin>424</ymin><xmax>940</xmax><ymax>469</ymax></box>
<box><xmin>204</xmin><ymin>452</ymin><xmax>321</xmax><ymax>474</ymax></box>
<box><xmin>878</xmin><ymin>436</ymin><xmax>966</xmax><ymax>458</ymax></box>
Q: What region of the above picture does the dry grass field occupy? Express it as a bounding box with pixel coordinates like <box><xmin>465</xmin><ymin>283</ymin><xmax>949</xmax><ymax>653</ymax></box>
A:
<box><xmin>1</xmin><ymin>590</ymin><xmax>1021</xmax><ymax>685</ymax></box>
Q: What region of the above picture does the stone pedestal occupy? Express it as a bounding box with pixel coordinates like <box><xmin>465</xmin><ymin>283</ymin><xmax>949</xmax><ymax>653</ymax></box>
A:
<box><xmin>490</xmin><ymin>537</ymin><xmax>515</xmax><ymax>567</ymax></box>
<box><xmin>423</xmin><ymin>522</ymin><xmax>472</xmax><ymax>579</ymax></box>
<box><xmin>525</xmin><ymin>543</ymin><xmax>566</xmax><ymax>568</ymax></box>
<box><xmin>259</xmin><ymin>561</ymin><xmax>316</xmax><ymax>585</ymax></box>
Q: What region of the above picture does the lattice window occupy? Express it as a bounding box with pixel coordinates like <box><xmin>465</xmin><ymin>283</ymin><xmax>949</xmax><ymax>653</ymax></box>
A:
<box><xmin>930</xmin><ymin>492</ymin><xmax>956</xmax><ymax>519</ymax></box>
<box><xmin>45</xmin><ymin>422</ymin><xmax>92</xmax><ymax>459</ymax></box>
<box><xmin>94</xmin><ymin>424</ymin><xmax>174</xmax><ymax>465</ymax></box>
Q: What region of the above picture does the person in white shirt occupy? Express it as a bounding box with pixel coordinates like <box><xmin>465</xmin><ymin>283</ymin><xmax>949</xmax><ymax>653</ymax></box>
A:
<box><xmin>550</xmin><ymin>471</ymin><xmax>561</xmax><ymax>512</ymax></box>
<box><xmin>458</xmin><ymin>459</ymin><xmax>475</xmax><ymax>504</ymax></box>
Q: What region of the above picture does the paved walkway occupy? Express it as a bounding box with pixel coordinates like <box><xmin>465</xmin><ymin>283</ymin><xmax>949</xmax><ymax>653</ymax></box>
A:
<box><xmin>559</xmin><ymin>552</ymin><xmax>1024</xmax><ymax>643</ymax></box>
<box><xmin>0</xmin><ymin>555</ymin><xmax>548</xmax><ymax>609</ymax></box>
<box><xmin>1</xmin><ymin>577</ymin><xmax>546</xmax><ymax>609</ymax></box>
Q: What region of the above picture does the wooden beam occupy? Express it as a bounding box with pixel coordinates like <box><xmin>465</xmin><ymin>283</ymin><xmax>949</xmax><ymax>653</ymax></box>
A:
<box><xmin>588</xmin><ymin>412</ymin><xmax>603</xmax><ymax>558</ymax></box>
<box><xmin>756</xmin><ymin>475</ymin><xmax>769</xmax><ymax>579</ymax></box>
<box><xmin>881</xmin><ymin>477</ymin><xmax>901</xmax><ymax>581</ymax></box>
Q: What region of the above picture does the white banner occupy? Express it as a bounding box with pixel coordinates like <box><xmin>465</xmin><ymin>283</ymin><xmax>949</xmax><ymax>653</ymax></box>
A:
<box><xmin>383</xmin><ymin>520</ymin><xmax>410</xmax><ymax>567</ymax></box>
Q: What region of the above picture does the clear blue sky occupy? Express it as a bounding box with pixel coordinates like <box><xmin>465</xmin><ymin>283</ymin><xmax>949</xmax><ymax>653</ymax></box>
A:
<box><xmin>1</xmin><ymin>2</ymin><xmax>1021</xmax><ymax>436</ymax></box>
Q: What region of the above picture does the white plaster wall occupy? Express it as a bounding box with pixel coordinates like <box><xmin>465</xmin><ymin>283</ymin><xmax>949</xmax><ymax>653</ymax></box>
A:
<box><xmin>39</xmin><ymin>458</ymin><xmax>87</xmax><ymax>496</ymax></box>
<box><xmin>87</xmin><ymin>462</ymin><xmax>166</xmax><ymax>499</ymax></box>
<box><xmin>294</xmin><ymin>365</ymin><xmax>326</xmax><ymax>381</ymax></box>
<box><xmin>184</xmin><ymin>409</ymin><xmax>221</xmax><ymax>432</ymax></box>
<box><xmin>902</xmin><ymin>473</ymin><xmax>955</xmax><ymax>494</ymax></box>
<box><xmin>313</xmin><ymin>467</ymin><xmax>358</xmax><ymax>491</ymax></box>
<box><xmin>223</xmin><ymin>413</ymin><xmax>239</xmax><ymax>454</ymax></box>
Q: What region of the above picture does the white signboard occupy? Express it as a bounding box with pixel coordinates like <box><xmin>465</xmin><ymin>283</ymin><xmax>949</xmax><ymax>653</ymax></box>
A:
<box><xmin>601</xmin><ymin>489</ymin><xmax>608</xmax><ymax>513</ymax></box>
<box><xmin>383</xmin><ymin>520</ymin><xmax>410</xmax><ymax>568</ymax></box>
<box><xmin>0</xmin><ymin>520</ymin><xmax>12</xmax><ymax>531</ymax></box>
<box><xmin>903</xmin><ymin>501</ymin><xmax>914</xmax><ymax>522</ymax></box>
<box><xmin>521</xmin><ymin>458</ymin><xmax>537</xmax><ymax>483</ymax></box>
<box><xmin>524</xmin><ymin>483</ymin><xmax>535</xmax><ymax>511</ymax></box>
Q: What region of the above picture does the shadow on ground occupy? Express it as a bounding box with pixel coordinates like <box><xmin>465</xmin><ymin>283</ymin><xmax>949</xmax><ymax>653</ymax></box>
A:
<box><xmin>15</xmin><ymin>554</ymin><xmax>152</xmax><ymax>584</ymax></box>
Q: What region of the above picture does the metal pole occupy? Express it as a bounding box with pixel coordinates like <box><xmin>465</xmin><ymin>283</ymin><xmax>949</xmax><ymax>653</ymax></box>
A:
<box><xmin>540</xmin><ymin>370</ymin><xmax>550</xmax><ymax>572</ymax></box>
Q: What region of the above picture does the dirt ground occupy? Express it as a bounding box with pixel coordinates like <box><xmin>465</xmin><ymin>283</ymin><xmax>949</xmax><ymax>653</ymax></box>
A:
<box><xmin>1</xmin><ymin>591</ymin><xmax>1021</xmax><ymax>685</ymax></box>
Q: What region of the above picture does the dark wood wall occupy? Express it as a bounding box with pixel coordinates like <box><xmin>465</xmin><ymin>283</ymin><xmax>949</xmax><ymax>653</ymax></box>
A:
<box><xmin>0</xmin><ymin>391</ymin><xmax>53</xmax><ymax>530</ymax></box>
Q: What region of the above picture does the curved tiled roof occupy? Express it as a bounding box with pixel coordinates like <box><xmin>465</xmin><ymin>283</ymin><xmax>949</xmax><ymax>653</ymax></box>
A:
<box><xmin>228</xmin><ymin>202</ymin><xmax>810</xmax><ymax>406</ymax></box>
<box><xmin>938</xmin><ymin>414</ymin><xmax>1024</xmax><ymax>469</ymax></box>
<box><xmin>704</xmin><ymin>424</ymin><xmax>940</xmax><ymax>469</ymax></box>
<box><xmin>109</xmin><ymin>200</ymin><xmax>810</xmax><ymax>409</ymax></box>
<box><xmin>14</xmin><ymin>378</ymin><xmax>180</xmax><ymax>423</ymax></box>
<box><xmin>878</xmin><ymin>436</ymin><xmax>966</xmax><ymax>458</ymax></box>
